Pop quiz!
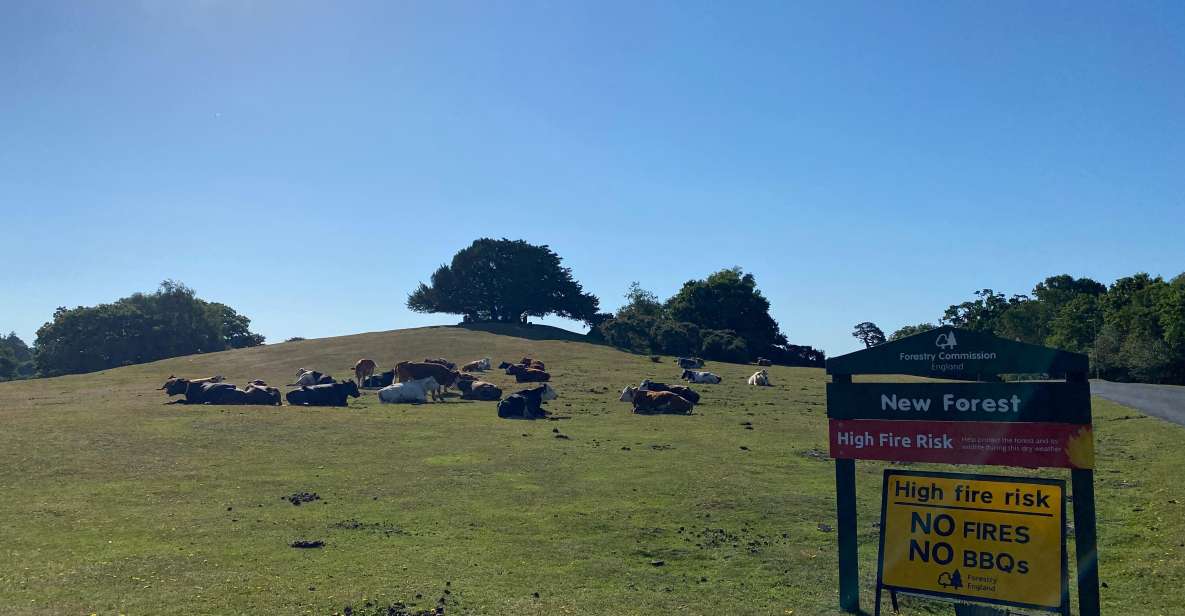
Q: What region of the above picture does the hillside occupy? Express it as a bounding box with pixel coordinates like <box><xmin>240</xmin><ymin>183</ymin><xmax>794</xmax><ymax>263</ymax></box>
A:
<box><xmin>0</xmin><ymin>325</ymin><xmax>1182</xmax><ymax>615</ymax></box>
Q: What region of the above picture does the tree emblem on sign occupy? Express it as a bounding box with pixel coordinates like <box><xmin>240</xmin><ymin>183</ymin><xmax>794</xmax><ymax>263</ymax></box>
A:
<box><xmin>935</xmin><ymin>331</ymin><xmax>958</xmax><ymax>350</ymax></box>
<box><xmin>937</xmin><ymin>569</ymin><xmax>963</xmax><ymax>590</ymax></box>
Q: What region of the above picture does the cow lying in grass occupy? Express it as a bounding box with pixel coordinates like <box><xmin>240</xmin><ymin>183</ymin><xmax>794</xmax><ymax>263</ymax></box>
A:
<box><xmin>290</xmin><ymin>369</ymin><xmax>334</xmax><ymax>387</ymax></box>
<box><xmin>461</xmin><ymin>358</ymin><xmax>492</xmax><ymax>372</ymax></box>
<box><xmin>285</xmin><ymin>380</ymin><xmax>360</xmax><ymax>407</ymax></box>
<box><xmin>496</xmin><ymin>385</ymin><xmax>558</xmax><ymax>419</ymax></box>
<box><xmin>378</xmin><ymin>376</ymin><xmax>439</xmax><ymax>404</ymax></box>
<box><xmin>619</xmin><ymin>386</ymin><xmax>693</xmax><ymax>415</ymax></box>
<box><xmin>362</xmin><ymin>370</ymin><xmax>396</xmax><ymax>388</ymax></box>
<box><xmin>423</xmin><ymin>357</ymin><xmax>456</xmax><ymax>370</ymax></box>
<box><xmin>675</xmin><ymin>357</ymin><xmax>705</xmax><ymax>369</ymax></box>
<box><xmin>158</xmin><ymin>375</ymin><xmax>223</xmax><ymax>390</ymax></box>
<box><xmin>748</xmin><ymin>369</ymin><xmax>771</xmax><ymax>386</ymax></box>
<box><xmin>505</xmin><ymin>364</ymin><xmax>550</xmax><ymax>383</ymax></box>
<box><xmin>458</xmin><ymin>379</ymin><xmax>502</xmax><ymax>401</ymax></box>
<box><xmin>161</xmin><ymin>378</ymin><xmax>280</xmax><ymax>405</ymax></box>
<box><xmin>681</xmin><ymin>369</ymin><xmax>721</xmax><ymax>384</ymax></box>
<box><xmin>638</xmin><ymin>379</ymin><xmax>701</xmax><ymax>404</ymax></box>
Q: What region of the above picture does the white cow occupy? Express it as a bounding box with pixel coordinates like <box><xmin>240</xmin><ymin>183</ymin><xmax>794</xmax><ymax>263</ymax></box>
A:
<box><xmin>379</xmin><ymin>376</ymin><xmax>440</xmax><ymax>404</ymax></box>
<box><xmin>748</xmin><ymin>369</ymin><xmax>771</xmax><ymax>386</ymax></box>
<box><xmin>531</xmin><ymin>383</ymin><xmax>559</xmax><ymax>401</ymax></box>
<box><xmin>681</xmin><ymin>369</ymin><xmax>722</xmax><ymax>384</ymax></box>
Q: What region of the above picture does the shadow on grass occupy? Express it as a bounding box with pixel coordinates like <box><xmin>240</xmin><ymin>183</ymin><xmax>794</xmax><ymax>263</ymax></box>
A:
<box><xmin>457</xmin><ymin>321</ymin><xmax>600</xmax><ymax>344</ymax></box>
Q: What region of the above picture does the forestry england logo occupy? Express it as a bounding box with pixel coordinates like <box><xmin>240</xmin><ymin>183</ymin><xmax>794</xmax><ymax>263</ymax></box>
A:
<box><xmin>935</xmin><ymin>331</ymin><xmax>958</xmax><ymax>350</ymax></box>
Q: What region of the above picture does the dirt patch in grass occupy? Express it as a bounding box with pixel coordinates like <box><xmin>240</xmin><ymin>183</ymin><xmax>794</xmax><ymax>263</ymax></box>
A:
<box><xmin>284</xmin><ymin>491</ymin><xmax>321</xmax><ymax>506</ymax></box>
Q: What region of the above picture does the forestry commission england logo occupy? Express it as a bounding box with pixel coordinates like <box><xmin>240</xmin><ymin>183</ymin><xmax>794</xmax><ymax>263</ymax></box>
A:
<box><xmin>935</xmin><ymin>331</ymin><xmax>958</xmax><ymax>350</ymax></box>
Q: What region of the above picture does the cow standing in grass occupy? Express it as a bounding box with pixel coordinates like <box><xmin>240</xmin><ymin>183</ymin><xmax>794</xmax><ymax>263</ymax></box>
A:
<box><xmin>354</xmin><ymin>359</ymin><xmax>377</xmax><ymax>387</ymax></box>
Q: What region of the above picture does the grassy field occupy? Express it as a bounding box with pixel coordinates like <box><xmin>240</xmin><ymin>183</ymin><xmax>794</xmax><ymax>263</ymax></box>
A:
<box><xmin>0</xmin><ymin>324</ymin><xmax>1182</xmax><ymax>615</ymax></box>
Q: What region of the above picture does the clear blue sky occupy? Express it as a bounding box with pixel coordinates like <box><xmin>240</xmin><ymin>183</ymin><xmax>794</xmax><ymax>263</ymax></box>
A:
<box><xmin>2</xmin><ymin>1</ymin><xmax>1182</xmax><ymax>356</ymax></box>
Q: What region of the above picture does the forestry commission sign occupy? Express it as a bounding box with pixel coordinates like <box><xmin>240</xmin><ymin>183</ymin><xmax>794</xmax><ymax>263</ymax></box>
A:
<box><xmin>877</xmin><ymin>470</ymin><xmax>1068</xmax><ymax>612</ymax></box>
<box><xmin>824</xmin><ymin>326</ymin><xmax>1099</xmax><ymax>616</ymax></box>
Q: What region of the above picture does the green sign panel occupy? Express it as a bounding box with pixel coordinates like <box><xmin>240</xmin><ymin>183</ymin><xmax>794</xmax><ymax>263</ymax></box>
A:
<box><xmin>827</xmin><ymin>382</ymin><xmax>1091</xmax><ymax>424</ymax></box>
<box><xmin>827</xmin><ymin>326</ymin><xmax>1088</xmax><ymax>379</ymax></box>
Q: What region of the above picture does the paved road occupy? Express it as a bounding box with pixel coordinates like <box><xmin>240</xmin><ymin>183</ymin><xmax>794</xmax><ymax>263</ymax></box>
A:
<box><xmin>1091</xmin><ymin>379</ymin><xmax>1185</xmax><ymax>427</ymax></box>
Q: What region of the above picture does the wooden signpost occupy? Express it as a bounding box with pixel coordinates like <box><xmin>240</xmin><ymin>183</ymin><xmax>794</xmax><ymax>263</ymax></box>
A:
<box><xmin>826</xmin><ymin>326</ymin><xmax>1100</xmax><ymax>615</ymax></box>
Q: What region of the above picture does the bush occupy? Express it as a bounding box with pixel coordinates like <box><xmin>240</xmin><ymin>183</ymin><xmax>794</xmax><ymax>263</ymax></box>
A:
<box><xmin>650</xmin><ymin>321</ymin><xmax>700</xmax><ymax>356</ymax></box>
<box><xmin>700</xmin><ymin>329</ymin><xmax>750</xmax><ymax>362</ymax></box>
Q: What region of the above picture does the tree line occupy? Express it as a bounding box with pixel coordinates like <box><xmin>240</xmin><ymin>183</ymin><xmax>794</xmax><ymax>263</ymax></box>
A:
<box><xmin>854</xmin><ymin>273</ymin><xmax>1185</xmax><ymax>384</ymax></box>
<box><xmin>7</xmin><ymin>280</ymin><xmax>266</xmax><ymax>379</ymax></box>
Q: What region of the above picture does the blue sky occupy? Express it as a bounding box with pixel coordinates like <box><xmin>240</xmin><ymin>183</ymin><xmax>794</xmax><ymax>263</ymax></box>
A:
<box><xmin>1</xmin><ymin>1</ymin><xmax>1182</xmax><ymax>356</ymax></box>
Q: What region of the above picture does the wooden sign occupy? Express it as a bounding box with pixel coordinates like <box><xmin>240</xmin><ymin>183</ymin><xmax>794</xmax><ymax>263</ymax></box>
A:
<box><xmin>824</xmin><ymin>326</ymin><xmax>1099</xmax><ymax>616</ymax></box>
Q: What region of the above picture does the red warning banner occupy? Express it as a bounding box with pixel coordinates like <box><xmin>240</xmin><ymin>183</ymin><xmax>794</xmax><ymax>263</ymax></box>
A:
<box><xmin>828</xmin><ymin>419</ymin><xmax>1094</xmax><ymax>469</ymax></box>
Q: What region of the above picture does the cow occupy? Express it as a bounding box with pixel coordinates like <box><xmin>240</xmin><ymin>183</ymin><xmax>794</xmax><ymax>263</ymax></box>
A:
<box><xmin>497</xmin><ymin>387</ymin><xmax>550</xmax><ymax>420</ymax></box>
<box><xmin>514</xmin><ymin>383</ymin><xmax>558</xmax><ymax>402</ymax></box>
<box><xmin>362</xmin><ymin>370</ymin><xmax>396</xmax><ymax>388</ymax></box>
<box><xmin>676</xmin><ymin>357</ymin><xmax>705</xmax><ymax>369</ymax></box>
<box><xmin>378</xmin><ymin>376</ymin><xmax>440</xmax><ymax>404</ymax></box>
<box><xmin>638</xmin><ymin>379</ymin><xmax>700</xmax><ymax>404</ymax></box>
<box><xmin>756</xmin><ymin>358</ymin><xmax>773</xmax><ymax>367</ymax></box>
<box><xmin>622</xmin><ymin>387</ymin><xmax>693</xmax><ymax>415</ymax></box>
<box><xmin>354</xmin><ymin>359</ymin><xmax>377</xmax><ymax>387</ymax></box>
<box><xmin>285</xmin><ymin>380</ymin><xmax>360</xmax><ymax>407</ymax></box>
<box><xmin>243</xmin><ymin>382</ymin><xmax>283</xmax><ymax>405</ymax></box>
<box><xmin>395</xmin><ymin>361</ymin><xmax>459</xmax><ymax>397</ymax></box>
<box><xmin>461</xmin><ymin>358</ymin><xmax>492</xmax><ymax>372</ymax></box>
<box><xmin>458</xmin><ymin>379</ymin><xmax>503</xmax><ymax>401</ymax></box>
<box><xmin>290</xmin><ymin>369</ymin><xmax>334</xmax><ymax>387</ymax></box>
<box><xmin>520</xmin><ymin>357</ymin><xmax>546</xmax><ymax>371</ymax></box>
<box><xmin>681</xmin><ymin>369</ymin><xmax>721</xmax><ymax>384</ymax></box>
<box><xmin>162</xmin><ymin>378</ymin><xmax>279</xmax><ymax>405</ymax></box>
<box><xmin>158</xmin><ymin>375</ymin><xmax>223</xmax><ymax>391</ymax></box>
<box><xmin>505</xmin><ymin>364</ymin><xmax>550</xmax><ymax>383</ymax></box>
<box><xmin>748</xmin><ymin>369</ymin><xmax>771</xmax><ymax>386</ymax></box>
<box><xmin>162</xmin><ymin>378</ymin><xmax>235</xmax><ymax>403</ymax></box>
<box><xmin>423</xmin><ymin>357</ymin><xmax>456</xmax><ymax>370</ymax></box>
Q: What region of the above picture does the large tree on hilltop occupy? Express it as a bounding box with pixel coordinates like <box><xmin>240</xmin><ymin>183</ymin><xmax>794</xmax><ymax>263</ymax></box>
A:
<box><xmin>407</xmin><ymin>238</ymin><xmax>601</xmax><ymax>325</ymax></box>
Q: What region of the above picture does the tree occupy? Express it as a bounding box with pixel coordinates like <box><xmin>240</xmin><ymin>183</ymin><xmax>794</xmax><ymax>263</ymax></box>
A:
<box><xmin>666</xmin><ymin>268</ymin><xmax>787</xmax><ymax>359</ymax></box>
<box><xmin>851</xmin><ymin>322</ymin><xmax>886</xmax><ymax>348</ymax></box>
<box><xmin>699</xmin><ymin>329</ymin><xmax>750</xmax><ymax>362</ymax></box>
<box><xmin>1046</xmin><ymin>294</ymin><xmax>1103</xmax><ymax>354</ymax></box>
<box><xmin>33</xmin><ymin>281</ymin><xmax>264</xmax><ymax>377</ymax></box>
<box><xmin>407</xmin><ymin>238</ymin><xmax>601</xmax><ymax>325</ymax></box>
<box><xmin>889</xmin><ymin>323</ymin><xmax>937</xmax><ymax>341</ymax></box>
<box><xmin>942</xmin><ymin>289</ymin><xmax>1028</xmax><ymax>333</ymax></box>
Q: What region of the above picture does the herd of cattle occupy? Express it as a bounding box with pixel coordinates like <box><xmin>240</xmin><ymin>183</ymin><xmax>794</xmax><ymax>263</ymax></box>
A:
<box><xmin>158</xmin><ymin>354</ymin><xmax>775</xmax><ymax>419</ymax></box>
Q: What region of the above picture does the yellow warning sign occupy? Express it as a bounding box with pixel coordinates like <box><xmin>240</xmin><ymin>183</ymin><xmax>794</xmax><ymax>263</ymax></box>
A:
<box><xmin>878</xmin><ymin>470</ymin><xmax>1066</xmax><ymax>611</ymax></box>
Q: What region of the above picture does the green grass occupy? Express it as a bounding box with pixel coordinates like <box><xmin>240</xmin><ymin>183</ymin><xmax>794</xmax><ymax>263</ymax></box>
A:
<box><xmin>0</xmin><ymin>325</ymin><xmax>1182</xmax><ymax>615</ymax></box>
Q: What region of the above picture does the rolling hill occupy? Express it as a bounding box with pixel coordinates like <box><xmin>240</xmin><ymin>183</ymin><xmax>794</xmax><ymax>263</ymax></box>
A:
<box><xmin>0</xmin><ymin>325</ymin><xmax>1182</xmax><ymax>615</ymax></box>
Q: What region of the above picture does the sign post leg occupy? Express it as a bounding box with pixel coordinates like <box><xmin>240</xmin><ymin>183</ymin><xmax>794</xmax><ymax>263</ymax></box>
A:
<box><xmin>1072</xmin><ymin>468</ymin><xmax>1101</xmax><ymax>616</ymax></box>
<box><xmin>836</xmin><ymin>457</ymin><xmax>859</xmax><ymax>613</ymax></box>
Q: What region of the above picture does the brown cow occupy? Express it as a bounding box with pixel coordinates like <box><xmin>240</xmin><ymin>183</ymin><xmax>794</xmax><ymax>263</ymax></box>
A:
<box><xmin>520</xmin><ymin>357</ymin><xmax>546</xmax><ymax>370</ymax></box>
<box><xmin>631</xmin><ymin>388</ymin><xmax>693</xmax><ymax>415</ymax></box>
<box><xmin>396</xmin><ymin>361</ymin><xmax>459</xmax><ymax>395</ymax></box>
<box><xmin>506</xmin><ymin>364</ymin><xmax>550</xmax><ymax>383</ymax></box>
<box><xmin>354</xmin><ymin>359</ymin><xmax>377</xmax><ymax>387</ymax></box>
